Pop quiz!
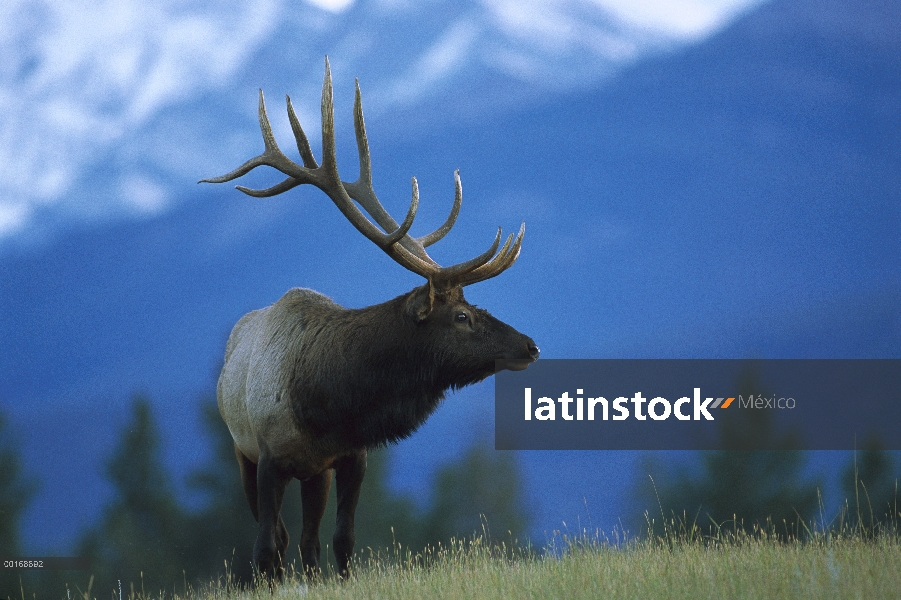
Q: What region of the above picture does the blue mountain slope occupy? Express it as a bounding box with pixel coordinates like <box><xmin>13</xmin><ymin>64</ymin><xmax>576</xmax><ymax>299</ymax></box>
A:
<box><xmin>1</xmin><ymin>0</ymin><xmax>898</xmax><ymax>551</ymax></box>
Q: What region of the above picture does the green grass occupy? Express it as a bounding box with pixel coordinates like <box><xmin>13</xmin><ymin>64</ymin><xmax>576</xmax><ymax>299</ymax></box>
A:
<box><xmin>55</xmin><ymin>505</ymin><xmax>901</xmax><ymax>600</ymax></box>
<box><xmin>115</xmin><ymin>526</ymin><xmax>896</xmax><ymax>600</ymax></box>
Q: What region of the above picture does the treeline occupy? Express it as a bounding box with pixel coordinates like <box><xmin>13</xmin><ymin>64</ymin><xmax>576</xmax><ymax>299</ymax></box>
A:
<box><xmin>3</xmin><ymin>391</ymin><xmax>900</xmax><ymax>598</ymax></box>
<box><xmin>635</xmin><ymin>370</ymin><xmax>901</xmax><ymax>539</ymax></box>
<box><xmin>637</xmin><ymin>441</ymin><xmax>901</xmax><ymax>539</ymax></box>
<box><xmin>0</xmin><ymin>398</ymin><xmax>527</xmax><ymax>598</ymax></box>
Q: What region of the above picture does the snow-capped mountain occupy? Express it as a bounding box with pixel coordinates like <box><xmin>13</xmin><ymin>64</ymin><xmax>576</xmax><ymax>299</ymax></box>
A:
<box><xmin>1</xmin><ymin>0</ymin><xmax>761</xmax><ymax>247</ymax></box>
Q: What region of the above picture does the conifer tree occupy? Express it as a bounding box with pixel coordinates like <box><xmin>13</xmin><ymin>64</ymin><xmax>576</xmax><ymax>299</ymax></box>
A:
<box><xmin>0</xmin><ymin>409</ymin><xmax>36</xmax><ymax>598</ymax></box>
<box><xmin>420</xmin><ymin>444</ymin><xmax>528</xmax><ymax>549</ymax></box>
<box><xmin>79</xmin><ymin>397</ymin><xmax>191</xmax><ymax>596</ymax></box>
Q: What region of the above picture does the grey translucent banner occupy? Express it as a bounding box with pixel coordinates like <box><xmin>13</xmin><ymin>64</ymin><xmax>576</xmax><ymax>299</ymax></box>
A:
<box><xmin>495</xmin><ymin>360</ymin><xmax>901</xmax><ymax>450</ymax></box>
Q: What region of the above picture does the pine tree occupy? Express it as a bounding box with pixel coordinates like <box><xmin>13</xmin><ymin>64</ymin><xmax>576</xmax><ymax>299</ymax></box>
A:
<box><xmin>0</xmin><ymin>410</ymin><xmax>35</xmax><ymax>556</ymax></box>
<box><xmin>0</xmin><ymin>409</ymin><xmax>37</xmax><ymax>598</ymax></box>
<box><xmin>79</xmin><ymin>397</ymin><xmax>191</xmax><ymax>597</ymax></box>
<box><xmin>420</xmin><ymin>444</ymin><xmax>528</xmax><ymax>550</ymax></box>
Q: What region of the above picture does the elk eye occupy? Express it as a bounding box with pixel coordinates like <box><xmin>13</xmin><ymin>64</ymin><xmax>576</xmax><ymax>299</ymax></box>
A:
<box><xmin>455</xmin><ymin>312</ymin><xmax>469</xmax><ymax>322</ymax></box>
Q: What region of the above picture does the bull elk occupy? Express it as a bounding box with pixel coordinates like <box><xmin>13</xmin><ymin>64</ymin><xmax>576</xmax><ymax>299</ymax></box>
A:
<box><xmin>201</xmin><ymin>58</ymin><xmax>539</xmax><ymax>580</ymax></box>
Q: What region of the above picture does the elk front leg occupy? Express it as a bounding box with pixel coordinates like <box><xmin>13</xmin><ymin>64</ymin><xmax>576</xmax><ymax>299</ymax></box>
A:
<box><xmin>333</xmin><ymin>450</ymin><xmax>367</xmax><ymax>578</ymax></box>
<box><xmin>254</xmin><ymin>452</ymin><xmax>292</xmax><ymax>581</ymax></box>
<box><xmin>299</xmin><ymin>469</ymin><xmax>332</xmax><ymax>578</ymax></box>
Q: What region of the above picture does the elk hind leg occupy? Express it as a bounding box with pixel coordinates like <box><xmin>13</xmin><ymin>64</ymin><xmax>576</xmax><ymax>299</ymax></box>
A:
<box><xmin>333</xmin><ymin>450</ymin><xmax>367</xmax><ymax>578</ymax></box>
<box><xmin>299</xmin><ymin>469</ymin><xmax>332</xmax><ymax>578</ymax></box>
<box><xmin>253</xmin><ymin>452</ymin><xmax>291</xmax><ymax>581</ymax></box>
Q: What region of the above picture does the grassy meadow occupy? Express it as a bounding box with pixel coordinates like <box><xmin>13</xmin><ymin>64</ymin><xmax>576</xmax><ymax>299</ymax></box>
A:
<box><xmin>59</xmin><ymin>523</ymin><xmax>901</xmax><ymax>600</ymax></box>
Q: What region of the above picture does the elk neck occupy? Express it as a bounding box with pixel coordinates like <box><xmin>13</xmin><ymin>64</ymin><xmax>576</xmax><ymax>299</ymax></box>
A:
<box><xmin>284</xmin><ymin>286</ymin><xmax>464</xmax><ymax>450</ymax></box>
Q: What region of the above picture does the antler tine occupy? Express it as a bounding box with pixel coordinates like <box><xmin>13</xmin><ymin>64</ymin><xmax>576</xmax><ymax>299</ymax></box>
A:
<box><xmin>352</xmin><ymin>79</ymin><xmax>373</xmax><ymax>192</ymax></box>
<box><xmin>343</xmin><ymin>76</ymin><xmax>404</xmax><ymax>238</ymax></box>
<box><xmin>286</xmin><ymin>95</ymin><xmax>319</xmax><ymax>169</ymax></box>
<box><xmin>383</xmin><ymin>178</ymin><xmax>419</xmax><ymax>247</ymax></box>
<box><xmin>319</xmin><ymin>57</ymin><xmax>340</xmax><ymax>176</ymax></box>
<box><xmin>433</xmin><ymin>227</ymin><xmax>503</xmax><ymax>282</ymax></box>
<box><xmin>237</xmin><ymin>177</ymin><xmax>303</xmax><ymax>198</ymax></box>
<box><xmin>417</xmin><ymin>170</ymin><xmax>462</xmax><ymax>248</ymax></box>
<box><xmin>446</xmin><ymin>222</ymin><xmax>526</xmax><ymax>287</ymax></box>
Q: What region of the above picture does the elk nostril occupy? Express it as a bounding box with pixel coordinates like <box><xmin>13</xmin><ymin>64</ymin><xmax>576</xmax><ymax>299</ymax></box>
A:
<box><xmin>529</xmin><ymin>344</ymin><xmax>540</xmax><ymax>360</ymax></box>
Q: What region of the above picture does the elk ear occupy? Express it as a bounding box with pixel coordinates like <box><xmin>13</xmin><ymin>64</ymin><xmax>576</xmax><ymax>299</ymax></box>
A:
<box><xmin>406</xmin><ymin>284</ymin><xmax>435</xmax><ymax>322</ymax></box>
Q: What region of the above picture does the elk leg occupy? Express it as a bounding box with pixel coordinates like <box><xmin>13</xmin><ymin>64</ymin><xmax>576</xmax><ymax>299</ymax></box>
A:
<box><xmin>332</xmin><ymin>450</ymin><xmax>367</xmax><ymax>578</ymax></box>
<box><xmin>236</xmin><ymin>444</ymin><xmax>289</xmax><ymax>574</ymax></box>
<box><xmin>299</xmin><ymin>469</ymin><xmax>332</xmax><ymax>578</ymax></box>
<box><xmin>254</xmin><ymin>452</ymin><xmax>292</xmax><ymax>580</ymax></box>
<box><xmin>276</xmin><ymin>513</ymin><xmax>289</xmax><ymax>566</ymax></box>
<box><xmin>234</xmin><ymin>443</ymin><xmax>259</xmax><ymax>520</ymax></box>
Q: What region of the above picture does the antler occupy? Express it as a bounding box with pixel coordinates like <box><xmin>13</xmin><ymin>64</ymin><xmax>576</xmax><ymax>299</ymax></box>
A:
<box><xmin>200</xmin><ymin>57</ymin><xmax>524</xmax><ymax>289</ymax></box>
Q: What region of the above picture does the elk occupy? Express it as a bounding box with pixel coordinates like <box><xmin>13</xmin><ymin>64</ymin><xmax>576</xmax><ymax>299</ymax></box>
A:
<box><xmin>201</xmin><ymin>58</ymin><xmax>539</xmax><ymax>580</ymax></box>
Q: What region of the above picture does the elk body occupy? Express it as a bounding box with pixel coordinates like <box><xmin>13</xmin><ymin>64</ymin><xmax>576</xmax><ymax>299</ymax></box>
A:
<box><xmin>203</xmin><ymin>59</ymin><xmax>538</xmax><ymax>580</ymax></box>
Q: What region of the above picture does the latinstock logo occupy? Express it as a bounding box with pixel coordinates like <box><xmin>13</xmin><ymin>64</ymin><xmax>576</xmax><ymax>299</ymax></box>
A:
<box><xmin>523</xmin><ymin>388</ymin><xmax>740</xmax><ymax>422</ymax></box>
